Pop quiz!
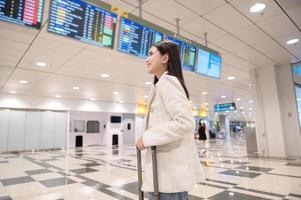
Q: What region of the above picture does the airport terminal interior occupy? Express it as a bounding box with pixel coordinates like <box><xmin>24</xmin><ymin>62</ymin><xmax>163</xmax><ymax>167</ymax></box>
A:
<box><xmin>0</xmin><ymin>0</ymin><xmax>301</xmax><ymax>199</ymax></box>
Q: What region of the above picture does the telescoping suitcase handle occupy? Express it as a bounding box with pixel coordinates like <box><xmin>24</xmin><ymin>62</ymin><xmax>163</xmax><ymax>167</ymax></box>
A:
<box><xmin>137</xmin><ymin>146</ymin><xmax>159</xmax><ymax>200</ymax></box>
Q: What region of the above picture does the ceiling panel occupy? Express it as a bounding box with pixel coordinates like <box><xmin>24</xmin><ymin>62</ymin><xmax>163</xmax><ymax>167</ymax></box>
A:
<box><xmin>182</xmin><ymin>17</ymin><xmax>227</xmax><ymax>41</ymax></box>
<box><xmin>233</xmin><ymin>24</ymin><xmax>272</xmax><ymax>46</ymax></box>
<box><xmin>229</xmin><ymin>0</ymin><xmax>282</xmax><ymax>24</ymax></box>
<box><xmin>287</xmin><ymin>6</ymin><xmax>301</xmax><ymax>28</ymax></box>
<box><xmin>204</xmin><ymin>4</ymin><xmax>252</xmax><ymax>33</ymax></box>
<box><xmin>142</xmin><ymin>0</ymin><xmax>198</xmax><ymax>25</ymax></box>
<box><xmin>257</xmin><ymin>13</ymin><xmax>299</xmax><ymax>39</ymax></box>
<box><xmin>174</xmin><ymin>0</ymin><xmax>227</xmax><ymax>16</ymax></box>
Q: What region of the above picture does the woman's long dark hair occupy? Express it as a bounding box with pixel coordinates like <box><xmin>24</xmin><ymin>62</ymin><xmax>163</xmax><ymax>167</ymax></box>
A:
<box><xmin>152</xmin><ymin>41</ymin><xmax>190</xmax><ymax>99</ymax></box>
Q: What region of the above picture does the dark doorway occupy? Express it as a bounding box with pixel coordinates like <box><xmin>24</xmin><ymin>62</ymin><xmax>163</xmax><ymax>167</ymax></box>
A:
<box><xmin>75</xmin><ymin>136</ymin><xmax>83</xmax><ymax>147</ymax></box>
<box><xmin>112</xmin><ymin>135</ymin><xmax>118</xmax><ymax>145</ymax></box>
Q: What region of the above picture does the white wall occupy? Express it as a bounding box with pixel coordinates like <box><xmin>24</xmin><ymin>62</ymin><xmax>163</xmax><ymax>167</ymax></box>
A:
<box><xmin>69</xmin><ymin>111</ymin><xmax>107</xmax><ymax>148</ymax></box>
<box><xmin>0</xmin><ymin>94</ymin><xmax>138</xmax><ymax>113</ymax></box>
<box><xmin>275</xmin><ymin>64</ymin><xmax>301</xmax><ymax>157</ymax></box>
<box><xmin>0</xmin><ymin>109</ymin><xmax>67</xmax><ymax>152</ymax></box>
<box><xmin>250</xmin><ymin>66</ymin><xmax>287</xmax><ymax>158</ymax></box>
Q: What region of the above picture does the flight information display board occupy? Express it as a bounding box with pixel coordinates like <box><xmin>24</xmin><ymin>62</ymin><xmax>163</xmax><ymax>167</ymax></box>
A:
<box><xmin>48</xmin><ymin>0</ymin><xmax>117</xmax><ymax>48</ymax></box>
<box><xmin>118</xmin><ymin>17</ymin><xmax>164</xmax><ymax>58</ymax></box>
<box><xmin>166</xmin><ymin>36</ymin><xmax>196</xmax><ymax>71</ymax></box>
<box><xmin>214</xmin><ymin>102</ymin><xmax>236</xmax><ymax>112</ymax></box>
<box><xmin>195</xmin><ymin>48</ymin><xmax>222</xmax><ymax>79</ymax></box>
<box><xmin>0</xmin><ymin>0</ymin><xmax>44</xmax><ymax>29</ymax></box>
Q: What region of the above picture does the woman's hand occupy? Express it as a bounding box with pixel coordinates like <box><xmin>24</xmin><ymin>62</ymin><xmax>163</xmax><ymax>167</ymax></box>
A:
<box><xmin>136</xmin><ymin>137</ymin><xmax>145</xmax><ymax>150</ymax></box>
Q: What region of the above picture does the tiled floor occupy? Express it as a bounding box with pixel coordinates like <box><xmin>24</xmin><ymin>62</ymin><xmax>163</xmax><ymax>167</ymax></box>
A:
<box><xmin>0</xmin><ymin>138</ymin><xmax>301</xmax><ymax>200</ymax></box>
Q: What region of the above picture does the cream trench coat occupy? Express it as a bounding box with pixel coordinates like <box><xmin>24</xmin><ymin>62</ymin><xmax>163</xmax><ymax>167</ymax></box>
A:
<box><xmin>141</xmin><ymin>72</ymin><xmax>203</xmax><ymax>193</ymax></box>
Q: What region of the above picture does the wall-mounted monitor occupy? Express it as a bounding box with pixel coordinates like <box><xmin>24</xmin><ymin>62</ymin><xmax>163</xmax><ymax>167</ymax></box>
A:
<box><xmin>111</xmin><ymin>116</ymin><xmax>121</xmax><ymax>123</ymax></box>
<box><xmin>118</xmin><ymin>17</ymin><xmax>164</xmax><ymax>58</ymax></box>
<box><xmin>165</xmin><ymin>36</ymin><xmax>196</xmax><ymax>71</ymax></box>
<box><xmin>214</xmin><ymin>102</ymin><xmax>236</xmax><ymax>112</ymax></box>
<box><xmin>48</xmin><ymin>0</ymin><xmax>117</xmax><ymax>48</ymax></box>
<box><xmin>0</xmin><ymin>0</ymin><xmax>44</xmax><ymax>29</ymax></box>
<box><xmin>195</xmin><ymin>48</ymin><xmax>222</xmax><ymax>79</ymax></box>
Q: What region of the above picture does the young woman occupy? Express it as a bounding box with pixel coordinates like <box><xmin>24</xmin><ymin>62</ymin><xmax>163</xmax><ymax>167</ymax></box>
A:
<box><xmin>136</xmin><ymin>41</ymin><xmax>203</xmax><ymax>200</ymax></box>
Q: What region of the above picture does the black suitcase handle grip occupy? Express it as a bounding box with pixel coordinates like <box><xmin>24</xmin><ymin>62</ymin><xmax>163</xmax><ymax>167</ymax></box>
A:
<box><xmin>137</xmin><ymin>146</ymin><xmax>159</xmax><ymax>200</ymax></box>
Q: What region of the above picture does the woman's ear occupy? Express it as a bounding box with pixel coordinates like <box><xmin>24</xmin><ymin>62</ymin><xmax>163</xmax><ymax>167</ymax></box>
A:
<box><xmin>162</xmin><ymin>54</ymin><xmax>169</xmax><ymax>64</ymax></box>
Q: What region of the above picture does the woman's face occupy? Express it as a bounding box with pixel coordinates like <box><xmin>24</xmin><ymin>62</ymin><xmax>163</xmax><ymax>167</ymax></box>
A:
<box><xmin>146</xmin><ymin>46</ymin><xmax>167</xmax><ymax>75</ymax></box>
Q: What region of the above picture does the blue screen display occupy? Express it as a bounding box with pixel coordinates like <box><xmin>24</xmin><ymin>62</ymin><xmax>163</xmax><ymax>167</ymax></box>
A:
<box><xmin>0</xmin><ymin>0</ymin><xmax>44</xmax><ymax>29</ymax></box>
<box><xmin>166</xmin><ymin>36</ymin><xmax>196</xmax><ymax>71</ymax></box>
<box><xmin>48</xmin><ymin>0</ymin><xmax>117</xmax><ymax>48</ymax></box>
<box><xmin>118</xmin><ymin>17</ymin><xmax>164</xmax><ymax>58</ymax></box>
<box><xmin>292</xmin><ymin>63</ymin><xmax>301</xmax><ymax>77</ymax></box>
<box><xmin>195</xmin><ymin>48</ymin><xmax>221</xmax><ymax>79</ymax></box>
<box><xmin>214</xmin><ymin>103</ymin><xmax>236</xmax><ymax>112</ymax></box>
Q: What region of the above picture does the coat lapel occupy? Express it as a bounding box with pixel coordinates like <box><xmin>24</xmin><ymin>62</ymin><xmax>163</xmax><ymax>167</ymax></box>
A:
<box><xmin>144</xmin><ymin>85</ymin><xmax>156</xmax><ymax>130</ymax></box>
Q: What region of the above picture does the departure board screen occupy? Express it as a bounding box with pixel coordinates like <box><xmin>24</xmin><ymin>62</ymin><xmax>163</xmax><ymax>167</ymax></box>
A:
<box><xmin>118</xmin><ymin>17</ymin><xmax>164</xmax><ymax>58</ymax></box>
<box><xmin>166</xmin><ymin>36</ymin><xmax>196</xmax><ymax>71</ymax></box>
<box><xmin>48</xmin><ymin>0</ymin><xmax>117</xmax><ymax>48</ymax></box>
<box><xmin>0</xmin><ymin>0</ymin><xmax>44</xmax><ymax>29</ymax></box>
<box><xmin>195</xmin><ymin>48</ymin><xmax>221</xmax><ymax>79</ymax></box>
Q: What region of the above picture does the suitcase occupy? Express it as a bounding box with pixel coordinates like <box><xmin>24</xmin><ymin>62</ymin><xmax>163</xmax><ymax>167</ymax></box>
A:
<box><xmin>137</xmin><ymin>146</ymin><xmax>159</xmax><ymax>200</ymax></box>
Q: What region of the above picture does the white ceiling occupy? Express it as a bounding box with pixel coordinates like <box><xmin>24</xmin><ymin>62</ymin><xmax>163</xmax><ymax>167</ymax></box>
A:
<box><xmin>0</xmin><ymin>0</ymin><xmax>300</xmax><ymax>122</ymax></box>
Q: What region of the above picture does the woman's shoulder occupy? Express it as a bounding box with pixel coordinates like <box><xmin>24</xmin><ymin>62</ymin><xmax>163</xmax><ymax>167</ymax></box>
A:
<box><xmin>157</xmin><ymin>74</ymin><xmax>182</xmax><ymax>90</ymax></box>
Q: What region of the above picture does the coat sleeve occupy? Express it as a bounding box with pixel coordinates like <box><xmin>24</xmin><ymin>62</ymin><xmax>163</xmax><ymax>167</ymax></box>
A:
<box><xmin>142</xmin><ymin>76</ymin><xmax>195</xmax><ymax>147</ymax></box>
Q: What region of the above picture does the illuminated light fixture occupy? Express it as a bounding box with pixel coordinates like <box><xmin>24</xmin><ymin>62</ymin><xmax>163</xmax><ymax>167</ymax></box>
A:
<box><xmin>55</xmin><ymin>95</ymin><xmax>61</xmax><ymax>98</ymax></box>
<box><xmin>90</xmin><ymin>98</ymin><xmax>96</xmax><ymax>101</ymax></box>
<box><xmin>227</xmin><ymin>76</ymin><xmax>235</xmax><ymax>80</ymax></box>
<box><xmin>113</xmin><ymin>91</ymin><xmax>119</xmax><ymax>95</ymax></box>
<box><xmin>221</xmin><ymin>95</ymin><xmax>226</xmax><ymax>98</ymax></box>
<box><xmin>36</xmin><ymin>62</ymin><xmax>47</xmax><ymax>67</ymax></box>
<box><xmin>73</xmin><ymin>86</ymin><xmax>80</xmax><ymax>90</ymax></box>
<box><xmin>236</xmin><ymin>98</ymin><xmax>241</xmax><ymax>101</ymax></box>
<box><xmin>19</xmin><ymin>80</ymin><xmax>28</xmax><ymax>84</ymax></box>
<box><xmin>249</xmin><ymin>108</ymin><xmax>253</xmax><ymax>111</ymax></box>
<box><xmin>202</xmin><ymin>91</ymin><xmax>207</xmax><ymax>95</ymax></box>
<box><xmin>286</xmin><ymin>38</ymin><xmax>299</xmax><ymax>45</ymax></box>
<box><xmin>144</xmin><ymin>95</ymin><xmax>149</xmax><ymax>98</ymax></box>
<box><xmin>229</xmin><ymin>192</ymin><xmax>234</xmax><ymax>196</ymax></box>
<box><xmin>249</xmin><ymin>83</ymin><xmax>252</xmax><ymax>87</ymax></box>
<box><xmin>249</xmin><ymin>100</ymin><xmax>253</xmax><ymax>103</ymax></box>
<box><xmin>120</xmin><ymin>100</ymin><xmax>124</xmax><ymax>103</ymax></box>
<box><xmin>240</xmin><ymin>106</ymin><xmax>244</xmax><ymax>109</ymax></box>
<box><xmin>145</xmin><ymin>81</ymin><xmax>152</xmax><ymax>85</ymax></box>
<box><xmin>9</xmin><ymin>91</ymin><xmax>17</xmax><ymax>94</ymax></box>
<box><xmin>101</xmin><ymin>73</ymin><xmax>110</xmax><ymax>78</ymax></box>
<box><xmin>204</xmin><ymin>102</ymin><xmax>209</xmax><ymax>105</ymax></box>
<box><xmin>250</xmin><ymin>3</ymin><xmax>266</xmax><ymax>13</ymax></box>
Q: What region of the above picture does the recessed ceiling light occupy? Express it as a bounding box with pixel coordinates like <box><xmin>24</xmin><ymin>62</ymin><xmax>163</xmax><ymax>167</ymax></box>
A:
<box><xmin>9</xmin><ymin>91</ymin><xmax>16</xmax><ymax>94</ymax></box>
<box><xmin>144</xmin><ymin>95</ymin><xmax>149</xmax><ymax>98</ymax></box>
<box><xmin>286</xmin><ymin>38</ymin><xmax>299</xmax><ymax>45</ymax></box>
<box><xmin>249</xmin><ymin>100</ymin><xmax>253</xmax><ymax>103</ymax></box>
<box><xmin>113</xmin><ymin>91</ymin><xmax>119</xmax><ymax>95</ymax></box>
<box><xmin>120</xmin><ymin>100</ymin><xmax>124</xmax><ymax>103</ymax></box>
<box><xmin>101</xmin><ymin>73</ymin><xmax>110</xmax><ymax>78</ymax></box>
<box><xmin>19</xmin><ymin>80</ymin><xmax>28</xmax><ymax>84</ymax></box>
<box><xmin>73</xmin><ymin>86</ymin><xmax>80</xmax><ymax>90</ymax></box>
<box><xmin>145</xmin><ymin>81</ymin><xmax>152</xmax><ymax>85</ymax></box>
<box><xmin>206</xmin><ymin>108</ymin><xmax>209</xmax><ymax>111</ymax></box>
<box><xmin>250</xmin><ymin>3</ymin><xmax>266</xmax><ymax>13</ymax></box>
<box><xmin>90</xmin><ymin>98</ymin><xmax>96</xmax><ymax>101</ymax></box>
<box><xmin>248</xmin><ymin>83</ymin><xmax>252</xmax><ymax>87</ymax></box>
<box><xmin>221</xmin><ymin>95</ymin><xmax>226</xmax><ymax>98</ymax></box>
<box><xmin>55</xmin><ymin>95</ymin><xmax>61</xmax><ymax>98</ymax></box>
<box><xmin>202</xmin><ymin>91</ymin><xmax>207</xmax><ymax>95</ymax></box>
<box><xmin>240</xmin><ymin>106</ymin><xmax>244</xmax><ymax>109</ymax></box>
<box><xmin>236</xmin><ymin>98</ymin><xmax>241</xmax><ymax>101</ymax></box>
<box><xmin>227</xmin><ymin>76</ymin><xmax>235</xmax><ymax>80</ymax></box>
<box><xmin>36</xmin><ymin>62</ymin><xmax>47</xmax><ymax>67</ymax></box>
<box><xmin>204</xmin><ymin>102</ymin><xmax>209</xmax><ymax>105</ymax></box>
<box><xmin>249</xmin><ymin>108</ymin><xmax>253</xmax><ymax>111</ymax></box>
